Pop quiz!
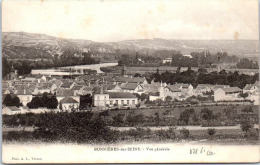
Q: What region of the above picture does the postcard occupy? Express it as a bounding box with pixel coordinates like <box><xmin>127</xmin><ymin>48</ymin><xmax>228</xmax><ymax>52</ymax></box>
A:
<box><xmin>2</xmin><ymin>0</ymin><xmax>259</xmax><ymax>163</ymax></box>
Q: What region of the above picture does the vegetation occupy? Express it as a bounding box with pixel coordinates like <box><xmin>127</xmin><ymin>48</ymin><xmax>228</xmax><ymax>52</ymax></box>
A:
<box><xmin>148</xmin><ymin>68</ymin><xmax>258</xmax><ymax>89</ymax></box>
<box><xmin>237</xmin><ymin>58</ymin><xmax>259</xmax><ymax>69</ymax></box>
<box><xmin>2</xmin><ymin>107</ymin><xmax>259</xmax><ymax>144</ymax></box>
<box><xmin>3</xmin><ymin>94</ymin><xmax>22</xmax><ymax>107</ymax></box>
<box><xmin>2</xmin><ymin>51</ymin><xmax>99</xmax><ymax>77</ymax></box>
<box><xmin>27</xmin><ymin>93</ymin><xmax>58</xmax><ymax>109</ymax></box>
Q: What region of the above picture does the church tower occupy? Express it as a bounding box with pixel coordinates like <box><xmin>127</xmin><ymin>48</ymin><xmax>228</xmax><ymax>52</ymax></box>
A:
<box><xmin>159</xmin><ymin>81</ymin><xmax>165</xmax><ymax>99</ymax></box>
<box><xmin>9</xmin><ymin>63</ymin><xmax>17</xmax><ymax>80</ymax></box>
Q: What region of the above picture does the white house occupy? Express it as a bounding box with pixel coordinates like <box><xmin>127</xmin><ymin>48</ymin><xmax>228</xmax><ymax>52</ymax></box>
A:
<box><xmin>15</xmin><ymin>89</ymin><xmax>33</xmax><ymax>106</ymax></box>
<box><xmin>243</xmin><ymin>83</ymin><xmax>259</xmax><ymax>105</ymax></box>
<box><xmin>93</xmin><ymin>93</ymin><xmax>110</xmax><ymax>107</ymax></box>
<box><xmin>214</xmin><ymin>87</ymin><xmax>242</xmax><ymax>102</ymax></box>
<box><xmin>93</xmin><ymin>92</ymin><xmax>138</xmax><ymax>108</ymax></box>
<box><xmin>243</xmin><ymin>84</ymin><xmax>259</xmax><ymax>94</ymax></box>
<box><xmin>108</xmin><ymin>92</ymin><xmax>138</xmax><ymax>107</ymax></box>
<box><xmin>60</xmin><ymin>97</ymin><xmax>80</xmax><ymax>111</ymax></box>
<box><xmin>164</xmin><ymin>85</ymin><xmax>182</xmax><ymax>100</ymax></box>
<box><xmin>2</xmin><ymin>106</ymin><xmax>21</xmax><ymax>115</ymax></box>
<box><xmin>121</xmin><ymin>83</ymin><xmax>143</xmax><ymax>94</ymax></box>
<box><xmin>162</xmin><ymin>58</ymin><xmax>172</xmax><ymax>64</ymax></box>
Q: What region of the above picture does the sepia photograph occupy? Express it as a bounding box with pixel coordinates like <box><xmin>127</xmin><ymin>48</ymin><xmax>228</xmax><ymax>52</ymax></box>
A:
<box><xmin>1</xmin><ymin>0</ymin><xmax>260</xmax><ymax>163</ymax></box>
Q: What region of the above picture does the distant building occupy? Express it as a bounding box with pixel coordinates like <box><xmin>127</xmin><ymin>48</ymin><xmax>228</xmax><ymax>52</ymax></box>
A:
<box><xmin>214</xmin><ymin>87</ymin><xmax>242</xmax><ymax>102</ymax></box>
<box><xmin>93</xmin><ymin>92</ymin><xmax>138</xmax><ymax>108</ymax></box>
<box><xmin>60</xmin><ymin>97</ymin><xmax>79</xmax><ymax>111</ymax></box>
<box><xmin>121</xmin><ymin>83</ymin><xmax>143</xmax><ymax>94</ymax></box>
<box><xmin>183</xmin><ymin>54</ymin><xmax>193</xmax><ymax>58</ymax></box>
<box><xmin>15</xmin><ymin>89</ymin><xmax>33</xmax><ymax>106</ymax></box>
<box><xmin>162</xmin><ymin>58</ymin><xmax>172</xmax><ymax>64</ymax></box>
<box><xmin>2</xmin><ymin>106</ymin><xmax>21</xmax><ymax>115</ymax></box>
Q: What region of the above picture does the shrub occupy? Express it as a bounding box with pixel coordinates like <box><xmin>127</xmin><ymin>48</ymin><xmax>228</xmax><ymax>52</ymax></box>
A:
<box><xmin>180</xmin><ymin>128</ymin><xmax>190</xmax><ymax>139</ymax></box>
<box><xmin>207</xmin><ymin>128</ymin><xmax>216</xmax><ymax>136</ymax></box>
<box><xmin>240</xmin><ymin>120</ymin><xmax>253</xmax><ymax>135</ymax></box>
<box><xmin>155</xmin><ymin>127</ymin><xmax>176</xmax><ymax>140</ymax></box>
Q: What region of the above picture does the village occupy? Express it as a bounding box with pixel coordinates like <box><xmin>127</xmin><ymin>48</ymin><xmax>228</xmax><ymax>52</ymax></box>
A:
<box><xmin>2</xmin><ymin>62</ymin><xmax>259</xmax><ymax>115</ymax></box>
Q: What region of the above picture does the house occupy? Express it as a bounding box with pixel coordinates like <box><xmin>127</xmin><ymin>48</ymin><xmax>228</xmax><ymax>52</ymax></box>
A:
<box><xmin>2</xmin><ymin>106</ymin><xmax>21</xmax><ymax>115</ymax></box>
<box><xmin>30</xmin><ymin>108</ymin><xmax>53</xmax><ymax>114</ymax></box>
<box><xmin>113</xmin><ymin>76</ymin><xmax>148</xmax><ymax>85</ymax></box>
<box><xmin>243</xmin><ymin>83</ymin><xmax>259</xmax><ymax>105</ymax></box>
<box><xmin>60</xmin><ymin>97</ymin><xmax>79</xmax><ymax>111</ymax></box>
<box><xmin>164</xmin><ymin>85</ymin><xmax>182</xmax><ymax>100</ymax></box>
<box><xmin>104</xmin><ymin>84</ymin><xmax>121</xmax><ymax>92</ymax></box>
<box><xmin>93</xmin><ymin>92</ymin><xmax>110</xmax><ymax>107</ymax></box>
<box><xmin>214</xmin><ymin>87</ymin><xmax>242</xmax><ymax>102</ymax></box>
<box><xmin>162</xmin><ymin>58</ymin><xmax>172</xmax><ymax>64</ymax></box>
<box><xmin>243</xmin><ymin>84</ymin><xmax>259</xmax><ymax>94</ymax></box>
<box><xmin>82</xmin><ymin>86</ymin><xmax>94</xmax><ymax>95</ymax></box>
<box><xmin>19</xmin><ymin>106</ymin><xmax>30</xmax><ymax>114</ymax></box>
<box><xmin>121</xmin><ymin>83</ymin><xmax>143</xmax><ymax>94</ymax></box>
<box><xmin>72</xmin><ymin>85</ymin><xmax>84</xmax><ymax>95</ymax></box>
<box><xmin>56</xmin><ymin>89</ymin><xmax>80</xmax><ymax>104</ymax></box>
<box><xmin>60</xmin><ymin>82</ymin><xmax>75</xmax><ymax>89</ymax></box>
<box><xmin>249</xmin><ymin>91</ymin><xmax>259</xmax><ymax>105</ymax></box>
<box><xmin>108</xmin><ymin>92</ymin><xmax>138</xmax><ymax>107</ymax></box>
<box><xmin>93</xmin><ymin>92</ymin><xmax>138</xmax><ymax>107</ymax></box>
<box><xmin>196</xmin><ymin>84</ymin><xmax>212</xmax><ymax>93</ymax></box>
<box><xmin>211</xmin><ymin>85</ymin><xmax>230</xmax><ymax>91</ymax></box>
<box><xmin>15</xmin><ymin>89</ymin><xmax>33</xmax><ymax>106</ymax></box>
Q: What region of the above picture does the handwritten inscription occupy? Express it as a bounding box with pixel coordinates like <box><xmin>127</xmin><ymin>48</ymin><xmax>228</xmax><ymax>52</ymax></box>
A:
<box><xmin>190</xmin><ymin>147</ymin><xmax>215</xmax><ymax>156</ymax></box>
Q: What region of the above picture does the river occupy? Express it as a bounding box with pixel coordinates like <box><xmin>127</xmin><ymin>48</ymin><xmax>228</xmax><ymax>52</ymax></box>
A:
<box><xmin>31</xmin><ymin>62</ymin><xmax>118</xmax><ymax>75</ymax></box>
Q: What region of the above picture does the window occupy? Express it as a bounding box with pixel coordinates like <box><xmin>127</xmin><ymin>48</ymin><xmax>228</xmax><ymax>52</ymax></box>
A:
<box><xmin>110</xmin><ymin>101</ymin><xmax>113</xmax><ymax>105</ymax></box>
<box><xmin>121</xmin><ymin>100</ymin><xmax>124</xmax><ymax>105</ymax></box>
<box><xmin>104</xmin><ymin>96</ymin><xmax>106</xmax><ymax>100</ymax></box>
<box><xmin>115</xmin><ymin>100</ymin><xmax>118</xmax><ymax>104</ymax></box>
<box><xmin>132</xmin><ymin>100</ymin><xmax>135</xmax><ymax>104</ymax></box>
<box><xmin>127</xmin><ymin>100</ymin><xmax>130</xmax><ymax>104</ymax></box>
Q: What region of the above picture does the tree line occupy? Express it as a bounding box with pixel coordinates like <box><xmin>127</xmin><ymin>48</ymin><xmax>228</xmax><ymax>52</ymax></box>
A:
<box><xmin>2</xmin><ymin>51</ymin><xmax>98</xmax><ymax>78</ymax></box>
<box><xmin>148</xmin><ymin>68</ymin><xmax>258</xmax><ymax>89</ymax></box>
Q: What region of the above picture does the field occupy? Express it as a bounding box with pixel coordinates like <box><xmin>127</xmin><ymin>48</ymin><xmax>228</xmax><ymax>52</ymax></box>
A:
<box><xmin>104</xmin><ymin>105</ymin><xmax>259</xmax><ymax>119</ymax></box>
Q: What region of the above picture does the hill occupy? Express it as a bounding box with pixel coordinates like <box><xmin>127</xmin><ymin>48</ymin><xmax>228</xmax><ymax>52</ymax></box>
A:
<box><xmin>2</xmin><ymin>32</ymin><xmax>258</xmax><ymax>60</ymax></box>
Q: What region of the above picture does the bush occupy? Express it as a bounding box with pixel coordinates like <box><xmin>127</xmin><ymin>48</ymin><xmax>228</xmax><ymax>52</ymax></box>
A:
<box><xmin>180</xmin><ymin>128</ymin><xmax>190</xmax><ymax>139</ymax></box>
<box><xmin>247</xmin><ymin>128</ymin><xmax>259</xmax><ymax>140</ymax></box>
<box><xmin>207</xmin><ymin>128</ymin><xmax>216</xmax><ymax>136</ymax></box>
<box><xmin>155</xmin><ymin>127</ymin><xmax>176</xmax><ymax>140</ymax></box>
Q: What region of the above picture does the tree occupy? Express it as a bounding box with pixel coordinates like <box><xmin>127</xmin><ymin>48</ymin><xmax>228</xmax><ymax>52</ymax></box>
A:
<box><xmin>134</xmin><ymin>73</ymin><xmax>142</xmax><ymax>77</ymax></box>
<box><xmin>27</xmin><ymin>97</ymin><xmax>43</xmax><ymax>108</ymax></box>
<box><xmin>3</xmin><ymin>94</ymin><xmax>13</xmax><ymax>106</ymax></box>
<box><xmin>242</xmin><ymin>106</ymin><xmax>253</xmax><ymax>113</ymax></box>
<box><xmin>112</xmin><ymin>113</ymin><xmax>125</xmax><ymax>126</ymax></box>
<box><xmin>154</xmin><ymin>112</ymin><xmax>160</xmax><ymax>127</ymax></box>
<box><xmin>79</xmin><ymin>94</ymin><xmax>92</xmax><ymax>109</ymax></box>
<box><xmin>207</xmin><ymin>128</ymin><xmax>216</xmax><ymax>138</ymax></box>
<box><xmin>239</xmin><ymin>92</ymin><xmax>249</xmax><ymax>101</ymax></box>
<box><xmin>201</xmin><ymin>108</ymin><xmax>213</xmax><ymax>126</ymax></box>
<box><xmin>3</xmin><ymin>94</ymin><xmax>22</xmax><ymax>107</ymax></box>
<box><xmin>99</xmin><ymin>111</ymin><xmax>109</xmax><ymax>120</ymax></box>
<box><xmin>140</xmin><ymin>93</ymin><xmax>149</xmax><ymax>101</ymax></box>
<box><xmin>2</xmin><ymin>57</ymin><xmax>11</xmax><ymax>78</ymax></box>
<box><xmin>47</xmin><ymin>95</ymin><xmax>58</xmax><ymax>109</ymax></box>
<box><xmin>240</xmin><ymin>120</ymin><xmax>253</xmax><ymax>136</ymax></box>
<box><xmin>180</xmin><ymin>128</ymin><xmax>190</xmax><ymax>139</ymax></box>
<box><xmin>165</xmin><ymin>96</ymin><xmax>172</xmax><ymax>105</ymax></box>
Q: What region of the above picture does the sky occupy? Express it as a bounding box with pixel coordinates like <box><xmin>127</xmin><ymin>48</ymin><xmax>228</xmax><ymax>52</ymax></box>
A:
<box><xmin>2</xmin><ymin>0</ymin><xmax>259</xmax><ymax>42</ymax></box>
